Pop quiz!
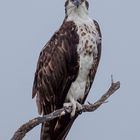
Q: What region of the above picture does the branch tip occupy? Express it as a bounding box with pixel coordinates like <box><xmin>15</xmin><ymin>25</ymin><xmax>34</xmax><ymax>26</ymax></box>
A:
<box><xmin>111</xmin><ymin>75</ymin><xmax>114</xmax><ymax>83</ymax></box>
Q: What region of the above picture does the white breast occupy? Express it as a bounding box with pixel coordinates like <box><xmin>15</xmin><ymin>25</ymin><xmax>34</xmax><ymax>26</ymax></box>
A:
<box><xmin>66</xmin><ymin>19</ymin><xmax>99</xmax><ymax>102</ymax></box>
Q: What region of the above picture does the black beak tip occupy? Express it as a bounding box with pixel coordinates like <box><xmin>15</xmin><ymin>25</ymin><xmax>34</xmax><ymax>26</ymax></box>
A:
<box><xmin>73</xmin><ymin>0</ymin><xmax>81</xmax><ymax>7</ymax></box>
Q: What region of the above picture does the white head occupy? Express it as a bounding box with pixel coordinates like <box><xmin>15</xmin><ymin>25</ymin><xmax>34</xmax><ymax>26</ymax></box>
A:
<box><xmin>65</xmin><ymin>0</ymin><xmax>89</xmax><ymax>18</ymax></box>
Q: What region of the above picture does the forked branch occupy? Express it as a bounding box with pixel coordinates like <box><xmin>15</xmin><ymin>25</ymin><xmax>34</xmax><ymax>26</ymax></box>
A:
<box><xmin>11</xmin><ymin>80</ymin><xmax>120</xmax><ymax>140</ymax></box>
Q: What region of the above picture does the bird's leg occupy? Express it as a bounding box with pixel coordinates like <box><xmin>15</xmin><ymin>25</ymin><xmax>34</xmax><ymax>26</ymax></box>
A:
<box><xmin>64</xmin><ymin>97</ymin><xmax>83</xmax><ymax>117</ymax></box>
<box><xmin>69</xmin><ymin>98</ymin><xmax>77</xmax><ymax>117</ymax></box>
<box><xmin>63</xmin><ymin>102</ymin><xmax>73</xmax><ymax>109</ymax></box>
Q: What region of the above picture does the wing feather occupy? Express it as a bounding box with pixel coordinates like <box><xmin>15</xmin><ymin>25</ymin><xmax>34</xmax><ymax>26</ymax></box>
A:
<box><xmin>32</xmin><ymin>21</ymin><xmax>79</xmax><ymax>139</ymax></box>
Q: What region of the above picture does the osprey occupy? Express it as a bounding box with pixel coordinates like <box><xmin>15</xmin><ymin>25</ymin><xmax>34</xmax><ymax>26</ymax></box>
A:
<box><xmin>32</xmin><ymin>0</ymin><xmax>101</xmax><ymax>139</ymax></box>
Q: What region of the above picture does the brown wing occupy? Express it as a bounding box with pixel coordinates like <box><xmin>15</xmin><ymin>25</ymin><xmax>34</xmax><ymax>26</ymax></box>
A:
<box><xmin>32</xmin><ymin>21</ymin><xmax>79</xmax><ymax>140</ymax></box>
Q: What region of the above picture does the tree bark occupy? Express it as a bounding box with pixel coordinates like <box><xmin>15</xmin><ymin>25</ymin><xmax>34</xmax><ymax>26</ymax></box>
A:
<box><xmin>11</xmin><ymin>80</ymin><xmax>120</xmax><ymax>140</ymax></box>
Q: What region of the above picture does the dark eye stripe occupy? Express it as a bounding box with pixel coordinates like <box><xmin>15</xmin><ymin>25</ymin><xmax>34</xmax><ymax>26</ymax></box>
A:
<box><xmin>85</xmin><ymin>1</ymin><xmax>89</xmax><ymax>9</ymax></box>
<box><xmin>65</xmin><ymin>0</ymin><xmax>69</xmax><ymax>7</ymax></box>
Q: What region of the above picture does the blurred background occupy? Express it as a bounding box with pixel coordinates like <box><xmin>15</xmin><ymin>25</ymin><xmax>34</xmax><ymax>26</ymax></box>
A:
<box><xmin>0</xmin><ymin>0</ymin><xmax>140</xmax><ymax>139</ymax></box>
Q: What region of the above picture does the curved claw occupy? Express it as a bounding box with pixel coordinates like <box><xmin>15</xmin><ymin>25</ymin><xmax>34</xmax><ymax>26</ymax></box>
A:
<box><xmin>64</xmin><ymin>100</ymin><xmax>83</xmax><ymax>117</ymax></box>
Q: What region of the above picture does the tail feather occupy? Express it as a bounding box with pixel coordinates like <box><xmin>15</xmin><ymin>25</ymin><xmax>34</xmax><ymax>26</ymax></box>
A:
<box><xmin>40</xmin><ymin>115</ymin><xmax>78</xmax><ymax>140</ymax></box>
<box><xmin>40</xmin><ymin>122</ymin><xmax>51</xmax><ymax>140</ymax></box>
<box><xmin>56</xmin><ymin>115</ymin><xmax>78</xmax><ymax>140</ymax></box>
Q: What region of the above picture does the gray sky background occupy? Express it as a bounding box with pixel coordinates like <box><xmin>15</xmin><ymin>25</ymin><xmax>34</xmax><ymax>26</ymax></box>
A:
<box><xmin>0</xmin><ymin>0</ymin><xmax>140</xmax><ymax>139</ymax></box>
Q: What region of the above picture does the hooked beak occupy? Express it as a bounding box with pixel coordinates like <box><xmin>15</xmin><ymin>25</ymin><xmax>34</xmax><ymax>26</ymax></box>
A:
<box><xmin>72</xmin><ymin>0</ymin><xmax>81</xmax><ymax>8</ymax></box>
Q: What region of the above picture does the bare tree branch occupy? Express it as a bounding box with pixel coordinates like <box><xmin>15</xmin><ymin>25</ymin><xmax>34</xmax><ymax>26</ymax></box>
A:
<box><xmin>11</xmin><ymin>80</ymin><xmax>120</xmax><ymax>140</ymax></box>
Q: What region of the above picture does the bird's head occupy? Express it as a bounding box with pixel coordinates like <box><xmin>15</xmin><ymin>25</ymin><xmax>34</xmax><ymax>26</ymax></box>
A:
<box><xmin>65</xmin><ymin>0</ymin><xmax>89</xmax><ymax>17</ymax></box>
